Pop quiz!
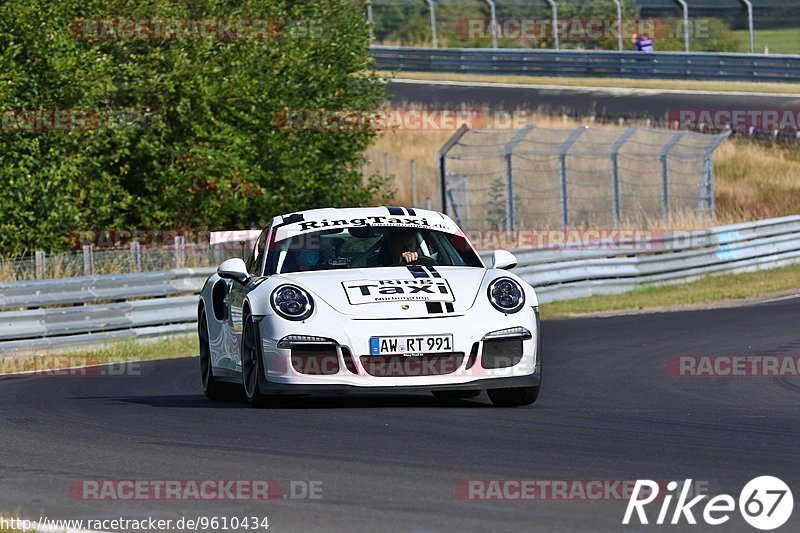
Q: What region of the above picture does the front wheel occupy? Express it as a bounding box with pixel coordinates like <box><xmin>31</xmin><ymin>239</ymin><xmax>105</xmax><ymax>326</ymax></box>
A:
<box><xmin>241</xmin><ymin>313</ymin><xmax>270</xmax><ymax>408</ymax></box>
<box><xmin>487</xmin><ymin>386</ymin><xmax>539</xmax><ymax>407</ymax></box>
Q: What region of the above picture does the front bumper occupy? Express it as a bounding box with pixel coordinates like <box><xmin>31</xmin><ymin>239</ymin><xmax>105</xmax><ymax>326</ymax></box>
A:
<box><xmin>256</xmin><ymin>307</ymin><xmax>541</xmax><ymax>392</ymax></box>
<box><xmin>258</xmin><ymin>371</ymin><xmax>541</xmax><ymax>395</ymax></box>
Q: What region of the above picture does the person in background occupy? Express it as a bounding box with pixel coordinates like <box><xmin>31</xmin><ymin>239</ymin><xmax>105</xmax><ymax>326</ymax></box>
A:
<box><xmin>632</xmin><ymin>33</ymin><xmax>654</xmax><ymax>53</ymax></box>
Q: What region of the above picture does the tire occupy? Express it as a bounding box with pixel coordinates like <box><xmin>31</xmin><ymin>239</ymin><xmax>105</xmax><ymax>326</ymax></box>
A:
<box><xmin>487</xmin><ymin>386</ymin><xmax>539</xmax><ymax>407</ymax></box>
<box><xmin>199</xmin><ymin>308</ymin><xmax>228</xmax><ymax>401</ymax></box>
<box><xmin>432</xmin><ymin>390</ymin><xmax>481</xmax><ymax>400</ymax></box>
<box><xmin>241</xmin><ymin>312</ymin><xmax>270</xmax><ymax>408</ymax></box>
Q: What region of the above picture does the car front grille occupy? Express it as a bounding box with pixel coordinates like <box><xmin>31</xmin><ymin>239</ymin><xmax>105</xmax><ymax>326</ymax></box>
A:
<box><xmin>481</xmin><ymin>338</ymin><xmax>523</xmax><ymax>369</ymax></box>
<box><xmin>359</xmin><ymin>353</ymin><xmax>465</xmax><ymax>377</ymax></box>
<box><xmin>291</xmin><ymin>345</ymin><xmax>340</xmax><ymax>375</ymax></box>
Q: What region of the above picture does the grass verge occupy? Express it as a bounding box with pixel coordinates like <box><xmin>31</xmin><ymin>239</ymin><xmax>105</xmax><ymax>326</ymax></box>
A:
<box><xmin>540</xmin><ymin>263</ymin><xmax>800</xmax><ymax>319</ymax></box>
<box><xmin>380</xmin><ymin>71</ymin><xmax>800</xmax><ymax>95</ymax></box>
<box><xmin>733</xmin><ymin>28</ymin><xmax>800</xmax><ymax>56</ymax></box>
<box><xmin>0</xmin><ymin>335</ymin><xmax>197</xmax><ymax>375</ymax></box>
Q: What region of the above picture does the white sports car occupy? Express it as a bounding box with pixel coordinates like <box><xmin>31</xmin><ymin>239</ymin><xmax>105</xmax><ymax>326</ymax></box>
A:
<box><xmin>198</xmin><ymin>206</ymin><xmax>541</xmax><ymax>407</ymax></box>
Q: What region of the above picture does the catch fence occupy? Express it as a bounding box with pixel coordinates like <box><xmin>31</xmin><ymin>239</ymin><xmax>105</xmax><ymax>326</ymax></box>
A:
<box><xmin>438</xmin><ymin>124</ymin><xmax>730</xmax><ymax>231</ymax></box>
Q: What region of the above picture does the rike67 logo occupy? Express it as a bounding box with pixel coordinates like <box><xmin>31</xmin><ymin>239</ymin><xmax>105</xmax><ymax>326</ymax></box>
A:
<box><xmin>623</xmin><ymin>477</ymin><xmax>793</xmax><ymax>530</ymax></box>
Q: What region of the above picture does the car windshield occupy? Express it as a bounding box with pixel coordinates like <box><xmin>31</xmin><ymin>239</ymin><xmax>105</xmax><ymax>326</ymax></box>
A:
<box><xmin>267</xmin><ymin>226</ymin><xmax>483</xmax><ymax>274</ymax></box>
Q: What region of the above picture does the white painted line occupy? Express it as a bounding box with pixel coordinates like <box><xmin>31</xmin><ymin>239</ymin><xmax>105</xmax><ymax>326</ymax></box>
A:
<box><xmin>0</xmin><ymin>354</ymin><xmax>197</xmax><ymax>378</ymax></box>
<box><xmin>753</xmin><ymin>293</ymin><xmax>800</xmax><ymax>305</ymax></box>
<box><xmin>391</xmin><ymin>78</ymin><xmax>800</xmax><ymax>99</ymax></box>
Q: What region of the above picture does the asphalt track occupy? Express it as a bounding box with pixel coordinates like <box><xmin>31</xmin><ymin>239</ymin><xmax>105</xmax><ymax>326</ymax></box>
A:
<box><xmin>1</xmin><ymin>297</ymin><xmax>799</xmax><ymax>532</ymax></box>
<box><xmin>386</xmin><ymin>79</ymin><xmax>800</xmax><ymax>123</ymax></box>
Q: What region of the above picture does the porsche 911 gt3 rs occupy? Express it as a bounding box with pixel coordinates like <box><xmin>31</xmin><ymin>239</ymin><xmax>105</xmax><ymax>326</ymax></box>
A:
<box><xmin>198</xmin><ymin>206</ymin><xmax>541</xmax><ymax>407</ymax></box>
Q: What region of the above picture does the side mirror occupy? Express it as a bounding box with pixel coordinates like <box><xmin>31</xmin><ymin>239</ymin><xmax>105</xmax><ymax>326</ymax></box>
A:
<box><xmin>492</xmin><ymin>250</ymin><xmax>517</xmax><ymax>270</ymax></box>
<box><xmin>217</xmin><ymin>258</ymin><xmax>249</xmax><ymax>283</ymax></box>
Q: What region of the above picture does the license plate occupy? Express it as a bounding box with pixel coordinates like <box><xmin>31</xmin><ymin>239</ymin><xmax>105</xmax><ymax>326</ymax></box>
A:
<box><xmin>369</xmin><ymin>334</ymin><xmax>453</xmax><ymax>356</ymax></box>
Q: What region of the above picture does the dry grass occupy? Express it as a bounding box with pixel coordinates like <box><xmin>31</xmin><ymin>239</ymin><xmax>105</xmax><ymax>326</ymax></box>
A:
<box><xmin>366</xmin><ymin>110</ymin><xmax>800</xmax><ymax>228</ymax></box>
<box><xmin>381</xmin><ymin>71</ymin><xmax>800</xmax><ymax>95</ymax></box>
<box><xmin>713</xmin><ymin>141</ymin><xmax>800</xmax><ymax>224</ymax></box>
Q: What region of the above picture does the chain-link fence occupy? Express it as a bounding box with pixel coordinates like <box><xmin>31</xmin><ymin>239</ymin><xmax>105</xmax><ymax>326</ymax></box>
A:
<box><xmin>363</xmin><ymin>150</ymin><xmax>440</xmax><ymax>209</ymax></box>
<box><xmin>0</xmin><ymin>239</ymin><xmax>222</xmax><ymax>282</ymax></box>
<box><xmin>439</xmin><ymin>125</ymin><xmax>730</xmax><ymax>231</ymax></box>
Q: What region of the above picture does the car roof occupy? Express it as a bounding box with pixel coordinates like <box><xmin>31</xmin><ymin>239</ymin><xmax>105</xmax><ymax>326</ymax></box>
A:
<box><xmin>274</xmin><ymin>206</ymin><xmax>447</xmax><ymax>225</ymax></box>
<box><xmin>269</xmin><ymin>206</ymin><xmax>461</xmax><ymax>242</ymax></box>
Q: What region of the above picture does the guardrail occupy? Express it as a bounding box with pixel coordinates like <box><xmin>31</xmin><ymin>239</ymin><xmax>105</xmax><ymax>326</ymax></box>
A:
<box><xmin>0</xmin><ymin>268</ymin><xmax>213</xmax><ymax>354</ymax></box>
<box><xmin>1</xmin><ymin>215</ymin><xmax>799</xmax><ymax>353</ymax></box>
<box><xmin>372</xmin><ymin>46</ymin><xmax>800</xmax><ymax>83</ymax></box>
<box><xmin>479</xmin><ymin>215</ymin><xmax>800</xmax><ymax>303</ymax></box>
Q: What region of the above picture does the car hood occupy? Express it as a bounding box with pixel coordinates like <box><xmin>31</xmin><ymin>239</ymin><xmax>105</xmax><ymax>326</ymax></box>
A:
<box><xmin>277</xmin><ymin>267</ymin><xmax>487</xmax><ymax>319</ymax></box>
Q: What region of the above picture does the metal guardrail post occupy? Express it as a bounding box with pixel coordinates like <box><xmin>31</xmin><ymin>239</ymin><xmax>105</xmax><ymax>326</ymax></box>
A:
<box><xmin>130</xmin><ymin>241</ymin><xmax>142</xmax><ymax>272</ymax></box>
<box><xmin>366</xmin><ymin>1</ymin><xmax>373</xmax><ymax>41</ymax></box>
<box><xmin>546</xmin><ymin>0</ymin><xmax>559</xmax><ymax>50</ymax></box>
<box><xmin>437</xmin><ymin>124</ymin><xmax>470</xmax><ymax>214</ymax></box>
<box><xmin>445</xmin><ymin>181</ymin><xmax>463</xmax><ymax>227</ymax></box>
<box><xmin>361</xmin><ymin>162</ymin><xmax>367</xmax><ymax>187</ymax></box>
<box><xmin>609</xmin><ymin>127</ymin><xmax>638</xmax><ymax>226</ymax></box>
<box><xmin>702</xmin><ymin>131</ymin><xmax>732</xmax><ymax>219</ymax></box>
<box><xmin>557</xmin><ymin>126</ymin><xmax>587</xmax><ymax>227</ymax></box>
<box><xmin>484</xmin><ymin>0</ymin><xmax>498</xmax><ymax>49</ymax></box>
<box><xmin>740</xmin><ymin>0</ymin><xmax>755</xmax><ymax>54</ymax></box>
<box><xmin>700</xmin><ymin>156</ymin><xmax>713</xmax><ymax>218</ymax></box>
<box><xmin>174</xmin><ymin>236</ymin><xmax>186</xmax><ymax>269</ymax></box>
<box><xmin>82</xmin><ymin>245</ymin><xmax>94</xmax><ymax>276</ymax></box>
<box><xmin>427</xmin><ymin>0</ymin><xmax>438</xmax><ymax>48</ymax></box>
<box><xmin>34</xmin><ymin>251</ymin><xmax>46</xmax><ymax>280</ymax></box>
<box><xmin>659</xmin><ymin>131</ymin><xmax>687</xmax><ymax>218</ymax></box>
<box><xmin>675</xmin><ymin>0</ymin><xmax>690</xmax><ymax>52</ymax></box>
<box><xmin>612</xmin><ymin>0</ymin><xmax>623</xmax><ymax>52</ymax></box>
<box><xmin>503</xmin><ymin>125</ymin><xmax>535</xmax><ymax>233</ymax></box>
<box><xmin>411</xmin><ymin>159</ymin><xmax>418</xmax><ymax>207</ymax></box>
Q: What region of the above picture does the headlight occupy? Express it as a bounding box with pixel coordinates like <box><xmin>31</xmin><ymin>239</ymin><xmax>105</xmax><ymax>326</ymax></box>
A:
<box><xmin>487</xmin><ymin>277</ymin><xmax>525</xmax><ymax>314</ymax></box>
<box><xmin>271</xmin><ymin>285</ymin><xmax>314</xmax><ymax>321</ymax></box>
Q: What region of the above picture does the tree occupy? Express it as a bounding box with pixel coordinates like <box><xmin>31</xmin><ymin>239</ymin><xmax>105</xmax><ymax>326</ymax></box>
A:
<box><xmin>0</xmin><ymin>0</ymin><xmax>385</xmax><ymax>254</ymax></box>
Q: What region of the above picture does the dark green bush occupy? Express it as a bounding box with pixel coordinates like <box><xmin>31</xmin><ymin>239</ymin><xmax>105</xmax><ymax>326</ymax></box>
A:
<box><xmin>0</xmin><ymin>0</ymin><xmax>385</xmax><ymax>254</ymax></box>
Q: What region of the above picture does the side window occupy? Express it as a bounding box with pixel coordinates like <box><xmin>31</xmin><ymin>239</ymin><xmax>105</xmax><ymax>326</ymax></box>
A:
<box><xmin>246</xmin><ymin>229</ymin><xmax>269</xmax><ymax>276</ymax></box>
